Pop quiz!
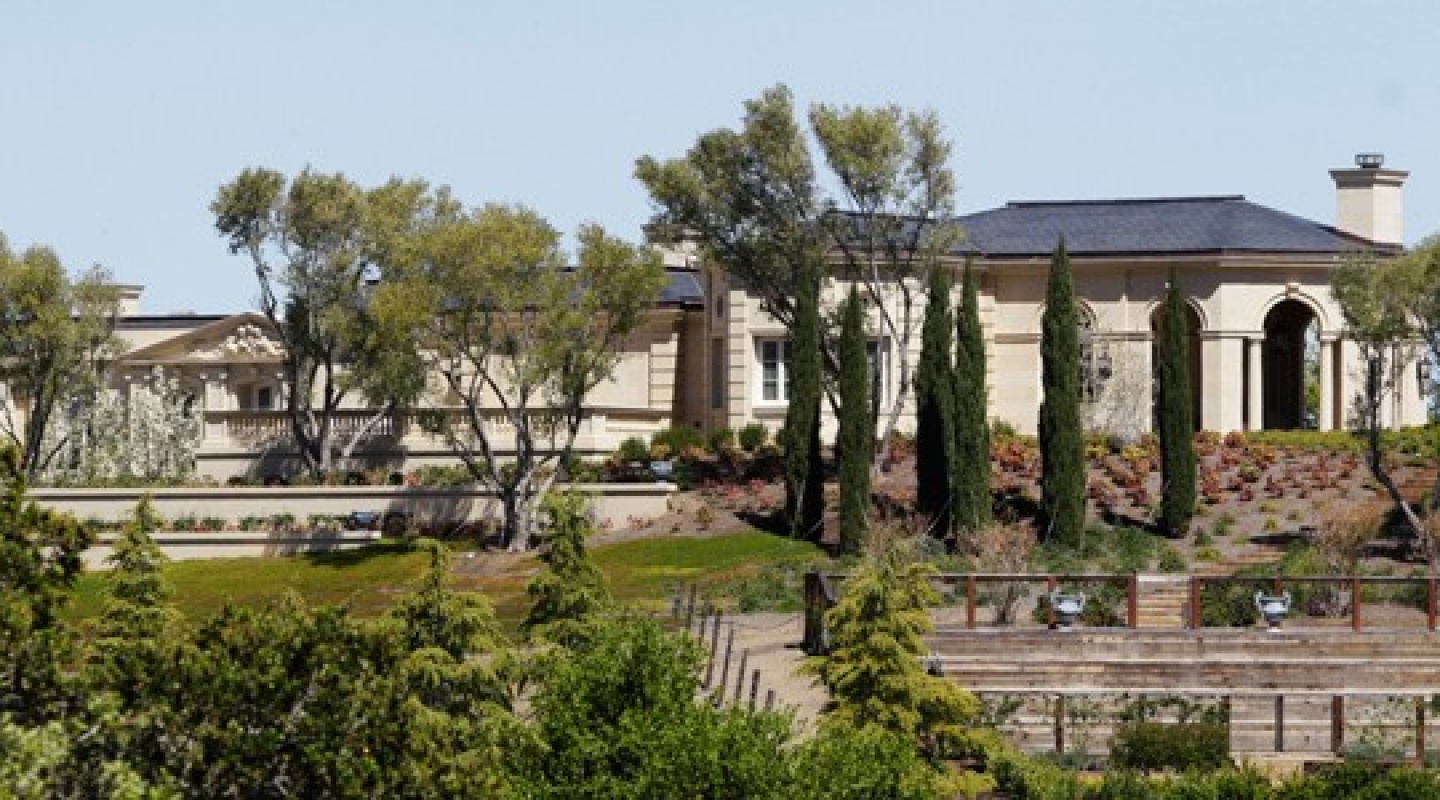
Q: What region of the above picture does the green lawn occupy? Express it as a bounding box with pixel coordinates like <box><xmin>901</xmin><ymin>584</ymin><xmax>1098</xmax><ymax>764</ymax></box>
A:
<box><xmin>69</xmin><ymin>531</ymin><xmax>827</xmax><ymax>629</ymax></box>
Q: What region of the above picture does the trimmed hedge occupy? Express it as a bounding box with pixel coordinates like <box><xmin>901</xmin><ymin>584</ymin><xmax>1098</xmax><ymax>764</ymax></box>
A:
<box><xmin>1109</xmin><ymin>721</ymin><xmax>1228</xmax><ymax>771</ymax></box>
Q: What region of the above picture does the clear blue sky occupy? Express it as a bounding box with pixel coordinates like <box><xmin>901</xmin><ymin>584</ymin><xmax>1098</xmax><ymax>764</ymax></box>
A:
<box><xmin>2</xmin><ymin>1</ymin><xmax>1436</xmax><ymax>313</ymax></box>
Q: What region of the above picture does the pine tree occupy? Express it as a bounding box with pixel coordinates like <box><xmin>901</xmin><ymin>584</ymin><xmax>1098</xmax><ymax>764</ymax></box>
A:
<box><xmin>806</xmin><ymin>537</ymin><xmax>980</xmax><ymax>759</ymax></box>
<box><xmin>837</xmin><ymin>288</ymin><xmax>871</xmax><ymax>556</ymax></box>
<box><xmin>1039</xmin><ymin>239</ymin><xmax>1086</xmax><ymax>546</ymax></box>
<box><xmin>523</xmin><ymin>491</ymin><xmax>612</xmax><ymax>642</ymax></box>
<box><xmin>914</xmin><ymin>263</ymin><xmax>955</xmax><ymax>538</ymax></box>
<box><xmin>1157</xmin><ymin>268</ymin><xmax>1197</xmax><ymax>537</ymax></box>
<box><xmin>784</xmin><ymin>257</ymin><xmax>826</xmax><ymax>542</ymax></box>
<box><xmin>953</xmin><ymin>259</ymin><xmax>992</xmax><ymax>538</ymax></box>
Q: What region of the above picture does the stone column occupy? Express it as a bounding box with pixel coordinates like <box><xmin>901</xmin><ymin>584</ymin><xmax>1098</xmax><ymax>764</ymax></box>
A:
<box><xmin>1247</xmin><ymin>337</ymin><xmax>1264</xmax><ymax>431</ymax></box>
<box><xmin>1319</xmin><ymin>338</ymin><xmax>1336</xmax><ymax>430</ymax></box>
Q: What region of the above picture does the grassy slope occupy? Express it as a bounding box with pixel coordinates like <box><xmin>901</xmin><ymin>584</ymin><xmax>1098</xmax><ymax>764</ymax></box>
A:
<box><xmin>70</xmin><ymin>531</ymin><xmax>824</xmax><ymax>629</ymax></box>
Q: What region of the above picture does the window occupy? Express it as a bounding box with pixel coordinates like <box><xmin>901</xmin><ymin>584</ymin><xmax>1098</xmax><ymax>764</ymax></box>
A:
<box><xmin>1077</xmin><ymin>307</ymin><xmax>1111</xmax><ymax>402</ymax></box>
<box><xmin>256</xmin><ymin>386</ymin><xmax>274</xmax><ymax>410</ymax></box>
<box><xmin>710</xmin><ymin>338</ymin><xmax>726</xmax><ymax>409</ymax></box>
<box><xmin>758</xmin><ymin>339</ymin><xmax>790</xmax><ymax>403</ymax></box>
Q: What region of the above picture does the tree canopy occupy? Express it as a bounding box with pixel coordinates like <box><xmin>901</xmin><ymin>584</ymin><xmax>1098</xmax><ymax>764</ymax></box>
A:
<box><xmin>0</xmin><ymin>234</ymin><xmax>123</xmax><ymax>480</ymax></box>
<box><xmin>212</xmin><ymin>168</ymin><xmax>455</xmax><ymax>476</ymax></box>
<box><xmin>399</xmin><ymin>204</ymin><xmax>666</xmax><ymax>549</ymax></box>
<box><xmin>637</xmin><ymin>84</ymin><xmax>963</xmax><ymax>462</ymax></box>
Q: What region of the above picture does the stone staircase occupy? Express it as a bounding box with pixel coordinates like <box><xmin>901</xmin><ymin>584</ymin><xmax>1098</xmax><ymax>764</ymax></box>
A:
<box><xmin>1134</xmin><ymin>575</ymin><xmax>1189</xmax><ymax>628</ymax></box>
<box><xmin>925</xmin><ymin>628</ymin><xmax>1440</xmax><ymax>757</ymax></box>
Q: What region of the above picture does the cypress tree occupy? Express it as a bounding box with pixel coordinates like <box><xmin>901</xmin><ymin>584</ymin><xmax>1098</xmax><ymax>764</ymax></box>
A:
<box><xmin>914</xmin><ymin>262</ymin><xmax>955</xmax><ymax>538</ymax></box>
<box><xmin>953</xmin><ymin>259</ymin><xmax>992</xmax><ymax>537</ymax></box>
<box><xmin>1039</xmin><ymin>239</ymin><xmax>1086</xmax><ymax>546</ymax></box>
<box><xmin>783</xmin><ymin>258</ymin><xmax>826</xmax><ymax>542</ymax></box>
<box><xmin>837</xmin><ymin>287</ymin><xmax>871</xmax><ymax>556</ymax></box>
<box><xmin>1157</xmin><ymin>268</ymin><xmax>1197</xmax><ymax>537</ymax></box>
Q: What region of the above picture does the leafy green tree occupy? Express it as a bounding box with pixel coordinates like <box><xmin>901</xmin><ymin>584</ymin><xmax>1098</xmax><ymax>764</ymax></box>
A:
<box><xmin>837</xmin><ymin>288</ymin><xmax>872</xmax><ymax>555</ymax></box>
<box><xmin>783</xmin><ymin>256</ymin><xmax>826</xmax><ymax>542</ymax></box>
<box><xmin>914</xmin><ymin>263</ymin><xmax>955</xmax><ymax>538</ymax></box>
<box><xmin>788</xmin><ymin>722</ymin><xmax>960</xmax><ymax>800</ymax></box>
<box><xmin>952</xmin><ymin>259</ymin><xmax>992</xmax><ymax>538</ymax></box>
<box><xmin>403</xmin><ymin>205</ymin><xmax>666</xmax><ymax>549</ymax></box>
<box><xmin>212</xmin><ymin>169</ymin><xmax>452</xmax><ymax>476</ymax></box>
<box><xmin>0</xmin><ymin>234</ymin><xmax>123</xmax><ymax>480</ymax></box>
<box><xmin>1038</xmin><ymin>239</ymin><xmax>1085</xmax><ymax>546</ymax></box>
<box><xmin>522</xmin><ymin>614</ymin><xmax>792</xmax><ymax>799</ymax></box>
<box><xmin>807</xmin><ymin>537</ymin><xmax>980</xmax><ymax>760</ymax></box>
<box><xmin>0</xmin><ymin>448</ymin><xmax>91</xmax><ymax>723</ymax></box>
<box><xmin>1156</xmin><ymin>270</ymin><xmax>1196</xmax><ymax>537</ymax></box>
<box><xmin>411</xmin><ymin>208</ymin><xmax>666</xmax><ymax>549</ymax></box>
<box><xmin>524</xmin><ymin>491</ymin><xmax>612</xmax><ymax>642</ymax></box>
<box><xmin>86</xmin><ymin>543</ymin><xmax>521</xmax><ymax>798</ymax></box>
<box><xmin>1333</xmin><ymin>238</ymin><xmax>1440</xmax><ymax>556</ymax></box>
<box><xmin>637</xmin><ymin>85</ymin><xmax>963</xmax><ymax>465</ymax></box>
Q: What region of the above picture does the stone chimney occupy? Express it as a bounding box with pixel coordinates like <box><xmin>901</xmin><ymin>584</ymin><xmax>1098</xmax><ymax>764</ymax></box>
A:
<box><xmin>1329</xmin><ymin>153</ymin><xmax>1408</xmax><ymax>245</ymax></box>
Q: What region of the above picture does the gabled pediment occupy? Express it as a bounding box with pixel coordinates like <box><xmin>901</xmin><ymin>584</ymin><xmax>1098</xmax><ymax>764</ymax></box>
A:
<box><xmin>120</xmin><ymin>312</ymin><xmax>285</xmax><ymax>365</ymax></box>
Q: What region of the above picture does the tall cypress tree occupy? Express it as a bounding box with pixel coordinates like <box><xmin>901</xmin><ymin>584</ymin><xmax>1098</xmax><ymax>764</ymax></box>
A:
<box><xmin>1157</xmin><ymin>268</ymin><xmax>1197</xmax><ymax>537</ymax></box>
<box><xmin>783</xmin><ymin>257</ymin><xmax>826</xmax><ymax>542</ymax></box>
<box><xmin>953</xmin><ymin>259</ymin><xmax>991</xmax><ymax>537</ymax></box>
<box><xmin>837</xmin><ymin>287</ymin><xmax>871</xmax><ymax>556</ymax></box>
<box><xmin>1039</xmin><ymin>239</ymin><xmax>1086</xmax><ymax>546</ymax></box>
<box><xmin>914</xmin><ymin>263</ymin><xmax>955</xmax><ymax>538</ymax></box>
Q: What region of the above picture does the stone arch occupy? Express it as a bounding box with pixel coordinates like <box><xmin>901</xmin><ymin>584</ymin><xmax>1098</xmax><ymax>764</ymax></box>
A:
<box><xmin>1261</xmin><ymin>298</ymin><xmax>1320</xmax><ymax>430</ymax></box>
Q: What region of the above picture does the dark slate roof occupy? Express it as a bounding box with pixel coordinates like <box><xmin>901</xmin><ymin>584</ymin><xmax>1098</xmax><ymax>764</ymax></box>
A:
<box><xmin>658</xmin><ymin>268</ymin><xmax>704</xmax><ymax>307</ymax></box>
<box><xmin>954</xmin><ymin>196</ymin><xmax>1383</xmax><ymax>258</ymax></box>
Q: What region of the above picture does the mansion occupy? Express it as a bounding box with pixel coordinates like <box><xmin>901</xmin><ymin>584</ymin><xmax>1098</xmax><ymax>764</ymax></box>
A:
<box><xmin>102</xmin><ymin>156</ymin><xmax>1423</xmax><ymax>480</ymax></box>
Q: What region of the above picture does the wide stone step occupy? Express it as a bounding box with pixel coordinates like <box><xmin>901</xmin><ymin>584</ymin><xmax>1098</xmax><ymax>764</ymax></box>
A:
<box><xmin>935</xmin><ymin>658</ymin><xmax>1440</xmax><ymax>691</ymax></box>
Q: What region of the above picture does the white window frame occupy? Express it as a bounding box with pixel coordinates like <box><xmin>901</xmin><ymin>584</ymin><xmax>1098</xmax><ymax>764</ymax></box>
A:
<box><xmin>756</xmin><ymin>338</ymin><xmax>790</xmax><ymax>404</ymax></box>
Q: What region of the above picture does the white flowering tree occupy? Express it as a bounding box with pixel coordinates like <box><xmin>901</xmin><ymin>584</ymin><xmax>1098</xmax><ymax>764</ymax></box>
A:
<box><xmin>41</xmin><ymin>367</ymin><xmax>201</xmax><ymax>484</ymax></box>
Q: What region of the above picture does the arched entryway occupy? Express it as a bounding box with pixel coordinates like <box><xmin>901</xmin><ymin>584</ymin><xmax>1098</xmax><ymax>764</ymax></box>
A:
<box><xmin>1261</xmin><ymin>300</ymin><xmax>1319</xmax><ymax>430</ymax></box>
<box><xmin>1150</xmin><ymin>302</ymin><xmax>1203</xmax><ymax>431</ymax></box>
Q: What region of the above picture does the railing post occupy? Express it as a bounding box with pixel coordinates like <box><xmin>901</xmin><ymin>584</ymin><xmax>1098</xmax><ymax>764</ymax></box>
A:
<box><xmin>1331</xmin><ymin>695</ymin><xmax>1345</xmax><ymax>754</ymax></box>
<box><xmin>1352</xmin><ymin>576</ymin><xmax>1362</xmax><ymax>632</ymax></box>
<box><xmin>1046</xmin><ymin>575</ymin><xmax>1057</xmax><ymax>629</ymax></box>
<box><xmin>1127</xmin><ymin>574</ymin><xmax>1138</xmax><ymax>628</ymax></box>
<box><xmin>1274</xmin><ymin>695</ymin><xmax>1285</xmax><ymax>753</ymax></box>
<box><xmin>966</xmin><ymin>575</ymin><xmax>977</xmax><ymax>629</ymax></box>
<box><xmin>1054</xmin><ymin>695</ymin><xmax>1066</xmax><ymax>755</ymax></box>
<box><xmin>1417</xmin><ymin>697</ymin><xmax>1427</xmax><ymax>767</ymax></box>
<box><xmin>1189</xmin><ymin>576</ymin><xmax>1202</xmax><ymax>630</ymax></box>
<box><xmin>1429</xmin><ymin>577</ymin><xmax>1437</xmax><ymax>633</ymax></box>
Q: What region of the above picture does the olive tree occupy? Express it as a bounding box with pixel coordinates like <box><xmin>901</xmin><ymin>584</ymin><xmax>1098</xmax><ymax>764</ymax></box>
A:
<box><xmin>212</xmin><ymin>168</ymin><xmax>451</xmax><ymax>476</ymax></box>
<box><xmin>0</xmin><ymin>234</ymin><xmax>122</xmax><ymax>480</ymax></box>
<box><xmin>637</xmin><ymin>85</ymin><xmax>962</xmax><ymax>467</ymax></box>
<box><xmin>402</xmin><ymin>205</ymin><xmax>665</xmax><ymax>549</ymax></box>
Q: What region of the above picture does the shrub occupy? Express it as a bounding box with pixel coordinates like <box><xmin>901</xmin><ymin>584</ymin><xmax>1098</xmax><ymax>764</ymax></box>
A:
<box><xmin>1156</xmin><ymin>546</ymin><xmax>1187</xmax><ymax>573</ymax></box>
<box><xmin>1110</xmin><ymin>721</ymin><xmax>1228</xmax><ymax>771</ymax></box>
<box><xmin>652</xmin><ymin>425</ymin><xmax>705</xmax><ymax>456</ymax></box>
<box><xmin>707</xmin><ymin>427</ymin><xmax>735</xmax><ymax>454</ymax></box>
<box><xmin>737</xmin><ymin>422</ymin><xmax>769</xmax><ymax>453</ymax></box>
<box><xmin>617</xmin><ymin>436</ymin><xmax>649</xmax><ymax>463</ymax></box>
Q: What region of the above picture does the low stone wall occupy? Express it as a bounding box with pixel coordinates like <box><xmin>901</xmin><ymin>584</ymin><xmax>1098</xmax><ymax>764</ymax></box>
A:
<box><xmin>84</xmin><ymin>529</ymin><xmax>385</xmax><ymax>567</ymax></box>
<box><xmin>34</xmin><ymin>483</ymin><xmax>677</xmax><ymax>564</ymax></box>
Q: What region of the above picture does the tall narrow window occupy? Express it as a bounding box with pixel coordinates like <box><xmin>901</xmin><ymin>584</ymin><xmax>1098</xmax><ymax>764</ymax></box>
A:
<box><xmin>710</xmin><ymin>338</ymin><xmax>726</xmax><ymax>409</ymax></box>
<box><xmin>757</xmin><ymin>339</ymin><xmax>790</xmax><ymax>403</ymax></box>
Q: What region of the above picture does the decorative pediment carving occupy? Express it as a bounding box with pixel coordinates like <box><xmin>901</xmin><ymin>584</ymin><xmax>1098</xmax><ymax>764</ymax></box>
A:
<box><xmin>191</xmin><ymin>323</ymin><xmax>283</xmax><ymax>360</ymax></box>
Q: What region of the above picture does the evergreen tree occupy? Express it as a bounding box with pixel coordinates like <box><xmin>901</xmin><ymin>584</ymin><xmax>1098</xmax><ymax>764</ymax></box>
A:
<box><xmin>914</xmin><ymin>263</ymin><xmax>956</xmax><ymax>538</ymax></box>
<box><xmin>1038</xmin><ymin>239</ymin><xmax>1086</xmax><ymax>546</ymax></box>
<box><xmin>837</xmin><ymin>288</ymin><xmax>872</xmax><ymax>556</ymax></box>
<box><xmin>523</xmin><ymin>491</ymin><xmax>613</xmax><ymax>642</ymax></box>
<box><xmin>806</xmin><ymin>537</ymin><xmax>981</xmax><ymax>760</ymax></box>
<box><xmin>1157</xmin><ymin>268</ymin><xmax>1197</xmax><ymax>537</ymax></box>
<box><xmin>90</xmin><ymin>496</ymin><xmax>182</xmax><ymax>700</ymax></box>
<box><xmin>783</xmin><ymin>257</ymin><xmax>826</xmax><ymax>542</ymax></box>
<box><xmin>952</xmin><ymin>259</ymin><xmax>992</xmax><ymax>538</ymax></box>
